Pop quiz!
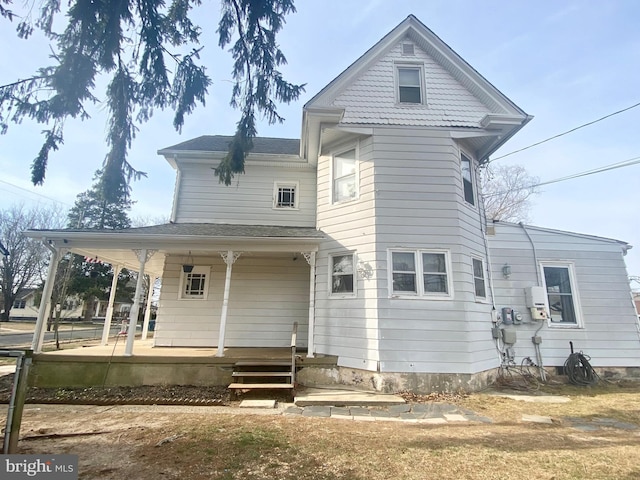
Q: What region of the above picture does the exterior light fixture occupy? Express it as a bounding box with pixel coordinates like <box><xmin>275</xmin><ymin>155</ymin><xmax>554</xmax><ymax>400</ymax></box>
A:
<box><xmin>502</xmin><ymin>264</ymin><xmax>512</xmax><ymax>278</ymax></box>
<box><xmin>182</xmin><ymin>251</ymin><xmax>194</xmax><ymax>273</ymax></box>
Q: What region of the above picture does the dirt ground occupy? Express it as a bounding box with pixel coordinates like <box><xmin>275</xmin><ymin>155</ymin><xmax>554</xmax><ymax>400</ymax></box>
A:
<box><xmin>3</xmin><ymin>381</ymin><xmax>640</xmax><ymax>480</ymax></box>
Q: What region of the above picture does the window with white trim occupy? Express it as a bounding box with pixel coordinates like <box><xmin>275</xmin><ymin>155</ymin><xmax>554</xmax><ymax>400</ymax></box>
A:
<box><xmin>392</xmin><ymin>251</ymin><xmax>417</xmax><ymax>293</ymax></box>
<box><xmin>541</xmin><ymin>263</ymin><xmax>581</xmax><ymax>326</ymax></box>
<box><xmin>397</xmin><ymin>66</ymin><xmax>423</xmax><ymax>104</ymax></box>
<box><xmin>332</xmin><ymin>148</ymin><xmax>357</xmax><ymax>203</ymax></box>
<box><xmin>389</xmin><ymin>250</ymin><xmax>453</xmax><ymax>298</ymax></box>
<box><xmin>472</xmin><ymin>257</ymin><xmax>487</xmax><ymax>300</ymax></box>
<box><xmin>330</xmin><ymin>253</ymin><xmax>355</xmax><ymax>295</ymax></box>
<box><xmin>461</xmin><ymin>153</ymin><xmax>475</xmax><ymax>206</ymax></box>
<box><xmin>274</xmin><ymin>182</ymin><xmax>298</xmax><ymax>209</ymax></box>
<box><xmin>179</xmin><ymin>266</ymin><xmax>210</xmax><ymax>300</ymax></box>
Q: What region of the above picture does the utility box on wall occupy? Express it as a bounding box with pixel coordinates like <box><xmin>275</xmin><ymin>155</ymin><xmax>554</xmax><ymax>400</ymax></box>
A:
<box><xmin>525</xmin><ymin>286</ymin><xmax>548</xmax><ymax>321</ymax></box>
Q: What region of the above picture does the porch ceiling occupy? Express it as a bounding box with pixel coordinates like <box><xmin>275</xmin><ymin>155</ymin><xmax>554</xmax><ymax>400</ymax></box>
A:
<box><xmin>25</xmin><ymin>223</ymin><xmax>324</xmax><ymax>275</ymax></box>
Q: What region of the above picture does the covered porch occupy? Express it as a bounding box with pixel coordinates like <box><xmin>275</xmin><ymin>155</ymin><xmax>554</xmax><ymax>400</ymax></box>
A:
<box><xmin>25</xmin><ymin>223</ymin><xmax>324</xmax><ymax>359</ymax></box>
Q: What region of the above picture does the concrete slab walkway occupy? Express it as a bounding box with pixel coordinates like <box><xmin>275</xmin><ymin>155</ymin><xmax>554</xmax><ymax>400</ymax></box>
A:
<box><xmin>284</xmin><ymin>402</ymin><xmax>493</xmax><ymax>424</ymax></box>
<box><xmin>294</xmin><ymin>388</ymin><xmax>405</xmax><ymax>407</ymax></box>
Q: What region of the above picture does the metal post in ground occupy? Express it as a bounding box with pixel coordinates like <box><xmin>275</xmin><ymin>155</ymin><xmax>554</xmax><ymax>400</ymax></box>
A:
<box><xmin>2</xmin><ymin>349</ymin><xmax>32</xmax><ymax>454</ymax></box>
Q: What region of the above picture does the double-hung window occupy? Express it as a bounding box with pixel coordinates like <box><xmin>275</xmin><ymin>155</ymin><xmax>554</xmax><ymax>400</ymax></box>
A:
<box><xmin>389</xmin><ymin>250</ymin><xmax>452</xmax><ymax>298</ymax></box>
<box><xmin>391</xmin><ymin>252</ymin><xmax>417</xmax><ymax>293</ymax></box>
<box><xmin>397</xmin><ymin>66</ymin><xmax>423</xmax><ymax>104</ymax></box>
<box><xmin>472</xmin><ymin>257</ymin><xmax>487</xmax><ymax>300</ymax></box>
<box><xmin>540</xmin><ymin>263</ymin><xmax>581</xmax><ymax>326</ymax></box>
<box><xmin>461</xmin><ymin>153</ymin><xmax>475</xmax><ymax>206</ymax></box>
<box><xmin>179</xmin><ymin>266</ymin><xmax>210</xmax><ymax>300</ymax></box>
<box><xmin>274</xmin><ymin>182</ymin><xmax>298</xmax><ymax>209</ymax></box>
<box><xmin>332</xmin><ymin>148</ymin><xmax>357</xmax><ymax>203</ymax></box>
<box><xmin>330</xmin><ymin>253</ymin><xmax>355</xmax><ymax>295</ymax></box>
<box><xmin>13</xmin><ymin>299</ymin><xmax>26</xmax><ymax>309</ymax></box>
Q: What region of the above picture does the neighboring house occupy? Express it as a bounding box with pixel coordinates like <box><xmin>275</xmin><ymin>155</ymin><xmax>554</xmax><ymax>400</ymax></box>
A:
<box><xmin>9</xmin><ymin>288</ymin><xmax>84</xmax><ymax>321</ymax></box>
<box><xmin>25</xmin><ymin>15</ymin><xmax>639</xmax><ymax>390</ymax></box>
<box><xmin>8</xmin><ymin>288</ymin><xmax>131</xmax><ymax>321</ymax></box>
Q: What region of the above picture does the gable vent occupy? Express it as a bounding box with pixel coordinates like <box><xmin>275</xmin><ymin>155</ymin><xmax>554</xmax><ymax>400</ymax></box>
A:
<box><xmin>402</xmin><ymin>43</ymin><xmax>415</xmax><ymax>56</ymax></box>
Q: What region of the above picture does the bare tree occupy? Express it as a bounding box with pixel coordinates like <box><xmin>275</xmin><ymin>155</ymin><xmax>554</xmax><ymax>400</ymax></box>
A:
<box><xmin>480</xmin><ymin>164</ymin><xmax>540</xmax><ymax>222</ymax></box>
<box><xmin>130</xmin><ymin>215</ymin><xmax>171</xmax><ymax>228</ymax></box>
<box><xmin>0</xmin><ymin>204</ymin><xmax>66</xmax><ymax>320</ymax></box>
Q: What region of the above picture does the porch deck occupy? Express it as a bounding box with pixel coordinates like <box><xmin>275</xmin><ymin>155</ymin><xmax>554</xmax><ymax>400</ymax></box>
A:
<box><xmin>41</xmin><ymin>340</ymin><xmax>303</xmax><ymax>361</ymax></box>
<box><xmin>30</xmin><ymin>340</ymin><xmax>338</xmax><ymax>389</ymax></box>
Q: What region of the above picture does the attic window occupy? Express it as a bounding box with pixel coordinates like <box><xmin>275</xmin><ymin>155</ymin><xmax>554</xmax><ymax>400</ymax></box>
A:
<box><xmin>402</xmin><ymin>43</ymin><xmax>415</xmax><ymax>56</ymax></box>
<box><xmin>397</xmin><ymin>66</ymin><xmax>423</xmax><ymax>104</ymax></box>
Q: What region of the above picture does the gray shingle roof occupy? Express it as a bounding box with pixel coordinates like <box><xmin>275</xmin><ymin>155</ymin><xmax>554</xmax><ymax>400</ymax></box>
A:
<box><xmin>159</xmin><ymin>135</ymin><xmax>300</xmax><ymax>155</ymax></box>
<box><xmin>32</xmin><ymin>223</ymin><xmax>324</xmax><ymax>239</ymax></box>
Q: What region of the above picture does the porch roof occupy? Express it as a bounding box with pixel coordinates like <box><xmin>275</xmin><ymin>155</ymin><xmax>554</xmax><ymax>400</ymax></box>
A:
<box><xmin>25</xmin><ymin>223</ymin><xmax>324</xmax><ymax>275</ymax></box>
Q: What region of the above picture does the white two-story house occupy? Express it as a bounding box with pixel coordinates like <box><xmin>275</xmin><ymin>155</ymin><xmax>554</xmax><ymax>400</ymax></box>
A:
<box><xmin>28</xmin><ymin>15</ymin><xmax>639</xmax><ymax>391</ymax></box>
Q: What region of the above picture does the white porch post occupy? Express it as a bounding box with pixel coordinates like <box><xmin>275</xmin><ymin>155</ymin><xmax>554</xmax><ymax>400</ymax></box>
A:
<box><xmin>303</xmin><ymin>252</ymin><xmax>316</xmax><ymax>358</ymax></box>
<box><xmin>217</xmin><ymin>251</ymin><xmax>241</xmax><ymax>357</ymax></box>
<box><xmin>32</xmin><ymin>244</ymin><xmax>62</xmax><ymax>353</ymax></box>
<box><xmin>101</xmin><ymin>264</ymin><xmax>122</xmax><ymax>345</ymax></box>
<box><xmin>124</xmin><ymin>249</ymin><xmax>156</xmax><ymax>356</ymax></box>
<box><xmin>141</xmin><ymin>275</ymin><xmax>155</xmax><ymax>340</ymax></box>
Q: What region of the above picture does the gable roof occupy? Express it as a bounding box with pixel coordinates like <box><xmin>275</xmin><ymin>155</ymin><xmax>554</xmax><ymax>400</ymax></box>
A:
<box><xmin>159</xmin><ymin>135</ymin><xmax>300</xmax><ymax>156</ymax></box>
<box><xmin>306</xmin><ymin>15</ymin><xmax>527</xmax><ymax>117</ymax></box>
<box><xmin>302</xmin><ymin>15</ymin><xmax>531</xmax><ymax>163</ymax></box>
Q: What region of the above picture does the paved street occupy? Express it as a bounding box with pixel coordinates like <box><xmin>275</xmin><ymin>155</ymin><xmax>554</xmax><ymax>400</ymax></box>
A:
<box><xmin>0</xmin><ymin>324</ymin><xmax>122</xmax><ymax>348</ymax></box>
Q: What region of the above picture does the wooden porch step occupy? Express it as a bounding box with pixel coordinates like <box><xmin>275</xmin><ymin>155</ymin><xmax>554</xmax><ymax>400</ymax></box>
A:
<box><xmin>228</xmin><ymin>383</ymin><xmax>294</xmax><ymax>390</ymax></box>
<box><xmin>234</xmin><ymin>361</ymin><xmax>292</xmax><ymax>367</ymax></box>
<box><xmin>232</xmin><ymin>372</ymin><xmax>292</xmax><ymax>377</ymax></box>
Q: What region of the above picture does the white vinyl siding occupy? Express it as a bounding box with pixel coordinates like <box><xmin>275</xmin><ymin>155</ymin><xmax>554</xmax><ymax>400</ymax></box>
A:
<box><xmin>173</xmin><ymin>162</ymin><xmax>316</xmax><ymax>226</ymax></box>
<box><xmin>489</xmin><ymin>222</ymin><xmax>639</xmax><ymax>368</ymax></box>
<box><xmin>371</xmin><ymin>126</ymin><xmax>494</xmax><ymax>374</ymax></box>
<box><xmin>331</xmin><ymin>41</ymin><xmax>491</xmax><ymax>127</ymax></box>
<box><xmin>315</xmin><ymin>135</ymin><xmax>379</xmax><ymax>370</ymax></box>
<box><xmin>155</xmin><ymin>254</ymin><xmax>310</xmax><ymax>348</ymax></box>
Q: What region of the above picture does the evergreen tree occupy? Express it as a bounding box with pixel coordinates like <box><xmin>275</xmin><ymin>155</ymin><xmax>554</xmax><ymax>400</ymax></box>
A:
<box><xmin>67</xmin><ymin>171</ymin><xmax>133</xmax><ymax>230</ymax></box>
<box><xmin>0</xmin><ymin>0</ymin><xmax>303</xmax><ymax>200</ymax></box>
<box><xmin>50</xmin><ymin>173</ymin><xmax>135</xmax><ymax>332</ymax></box>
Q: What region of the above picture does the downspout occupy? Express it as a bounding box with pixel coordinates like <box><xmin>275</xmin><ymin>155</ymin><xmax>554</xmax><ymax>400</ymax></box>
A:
<box><xmin>520</xmin><ymin>222</ymin><xmax>547</xmax><ymax>382</ymax></box>
<box><xmin>482</xmin><ymin>226</ymin><xmax>502</xmax><ymax>364</ymax></box>
<box><xmin>478</xmin><ymin>187</ymin><xmax>501</xmax><ymax>363</ymax></box>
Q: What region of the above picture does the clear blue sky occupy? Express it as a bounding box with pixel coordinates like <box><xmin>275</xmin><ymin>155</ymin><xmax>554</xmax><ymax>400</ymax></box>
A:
<box><xmin>0</xmin><ymin>0</ymin><xmax>638</xmax><ymax>278</ymax></box>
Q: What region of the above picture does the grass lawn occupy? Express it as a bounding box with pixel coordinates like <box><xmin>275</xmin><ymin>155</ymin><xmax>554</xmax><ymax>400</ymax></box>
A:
<box><xmin>11</xmin><ymin>381</ymin><xmax>640</xmax><ymax>480</ymax></box>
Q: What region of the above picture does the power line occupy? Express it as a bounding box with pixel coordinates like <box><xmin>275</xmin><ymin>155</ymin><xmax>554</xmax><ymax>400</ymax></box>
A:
<box><xmin>483</xmin><ymin>154</ymin><xmax>640</xmax><ymax>197</ymax></box>
<box><xmin>491</xmin><ymin>100</ymin><xmax>640</xmax><ymax>162</ymax></box>
<box><xmin>0</xmin><ymin>179</ymin><xmax>73</xmax><ymax>207</ymax></box>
